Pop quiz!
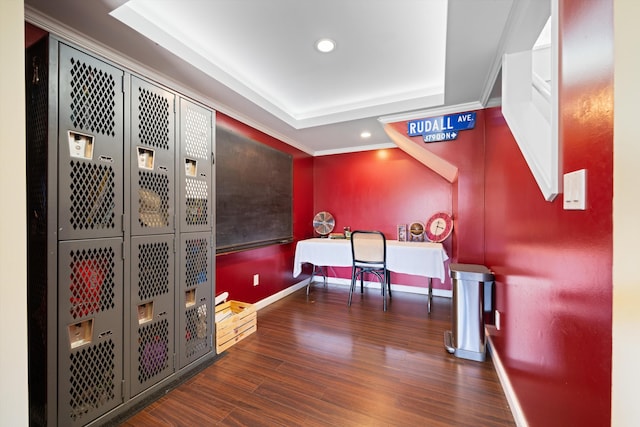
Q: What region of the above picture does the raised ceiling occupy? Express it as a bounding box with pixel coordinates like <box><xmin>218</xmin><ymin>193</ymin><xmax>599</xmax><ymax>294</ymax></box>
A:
<box><xmin>25</xmin><ymin>0</ymin><xmax>550</xmax><ymax>155</ymax></box>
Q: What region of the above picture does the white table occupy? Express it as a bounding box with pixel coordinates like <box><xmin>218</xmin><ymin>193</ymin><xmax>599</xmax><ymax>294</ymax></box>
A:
<box><xmin>293</xmin><ymin>238</ymin><xmax>449</xmax><ymax>312</ymax></box>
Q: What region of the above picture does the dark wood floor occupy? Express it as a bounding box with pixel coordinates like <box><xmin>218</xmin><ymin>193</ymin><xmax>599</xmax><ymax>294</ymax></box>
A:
<box><xmin>120</xmin><ymin>283</ymin><xmax>515</xmax><ymax>426</ymax></box>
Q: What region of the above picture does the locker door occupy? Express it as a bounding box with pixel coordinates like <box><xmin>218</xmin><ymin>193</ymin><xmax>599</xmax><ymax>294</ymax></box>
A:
<box><xmin>178</xmin><ymin>232</ymin><xmax>214</xmax><ymax>368</ymax></box>
<box><xmin>178</xmin><ymin>98</ymin><xmax>213</xmax><ymax>232</ymax></box>
<box><xmin>129</xmin><ymin>234</ymin><xmax>175</xmax><ymax>396</ymax></box>
<box><xmin>57</xmin><ymin>44</ymin><xmax>124</xmax><ymax>241</ymax></box>
<box><xmin>57</xmin><ymin>238</ymin><xmax>123</xmax><ymax>426</ymax></box>
<box><xmin>130</xmin><ymin>76</ymin><xmax>175</xmax><ymax>236</ymax></box>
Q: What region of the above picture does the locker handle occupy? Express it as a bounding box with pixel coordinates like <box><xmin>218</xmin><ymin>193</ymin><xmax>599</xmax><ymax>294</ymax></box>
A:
<box><xmin>98</xmin><ymin>330</ymin><xmax>113</xmax><ymax>339</ymax></box>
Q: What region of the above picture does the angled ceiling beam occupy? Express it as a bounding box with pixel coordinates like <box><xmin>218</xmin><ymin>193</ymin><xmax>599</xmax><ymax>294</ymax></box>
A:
<box><xmin>383</xmin><ymin>123</ymin><xmax>458</xmax><ymax>183</ymax></box>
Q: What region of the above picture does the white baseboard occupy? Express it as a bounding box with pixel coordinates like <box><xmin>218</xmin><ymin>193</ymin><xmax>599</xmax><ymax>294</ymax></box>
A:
<box><xmin>316</xmin><ymin>277</ymin><xmax>453</xmax><ymax>298</ymax></box>
<box><xmin>253</xmin><ymin>280</ymin><xmax>308</xmax><ymax>311</ymax></box>
<box><xmin>254</xmin><ymin>277</ymin><xmax>451</xmax><ymax>311</ymax></box>
<box><xmin>486</xmin><ymin>332</ymin><xmax>528</xmax><ymax>427</ymax></box>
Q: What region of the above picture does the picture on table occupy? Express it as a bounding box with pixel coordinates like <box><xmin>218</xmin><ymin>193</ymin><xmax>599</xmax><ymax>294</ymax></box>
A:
<box><xmin>397</xmin><ymin>224</ymin><xmax>407</xmax><ymax>241</ymax></box>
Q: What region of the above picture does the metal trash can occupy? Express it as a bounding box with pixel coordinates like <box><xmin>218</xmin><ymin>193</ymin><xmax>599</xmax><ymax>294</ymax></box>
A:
<box><xmin>444</xmin><ymin>263</ymin><xmax>494</xmax><ymax>362</ymax></box>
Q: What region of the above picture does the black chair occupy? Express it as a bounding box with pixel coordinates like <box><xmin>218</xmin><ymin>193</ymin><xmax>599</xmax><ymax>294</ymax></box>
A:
<box><xmin>348</xmin><ymin>230</ymin><xmax>391</xmax><ymax>311</ymax></box>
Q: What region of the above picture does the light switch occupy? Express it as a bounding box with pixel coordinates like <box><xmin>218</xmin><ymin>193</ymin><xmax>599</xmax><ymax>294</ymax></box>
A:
<box><xmin>563</xmin><ymin>169</ymin><xmax>587</xmax><ymax>210</ymax></box>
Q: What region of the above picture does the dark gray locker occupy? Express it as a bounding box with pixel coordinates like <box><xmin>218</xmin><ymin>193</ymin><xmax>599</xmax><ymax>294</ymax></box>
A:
<box><xmin>27</xmin><ymin>36</ymin><xmax>218</xmax><ymax>426</ymax></box>
<box><xmin>129</xmin><ymin>234</ymin><xmax>175</xmax><ymax>396</ymax></box>
<box><xmin>26</xmin><ymin>36</ymin><xmax>51</xmax><ymax>426</ymax></box>
<box><xmin>57</xmin><ymin>238</ymin><xmax>123</xmax><ymax>426</ymax></box>
<box><xmin>57</xmin><ymin>44</ymin><xmax>124</xmax><ymax>241</ymax></box>
<box><xmin>178</xmin><ymin>98</ymin><xmax>213</xmax><ymax>232</ymax></box>
<box><xmin>178</xmin><ymin>232</ymin><xmax>213</xmax><ymax>368</ymax></box>
<box><xmin>131</xmin><ymin>76</ymin><xmax>175</xmax><ymax>236</ymax></box>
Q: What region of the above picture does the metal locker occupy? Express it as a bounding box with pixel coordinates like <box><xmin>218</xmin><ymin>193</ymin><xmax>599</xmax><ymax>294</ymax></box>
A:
<box><xmin>178</xmin><ymin>98</ymin><xmax>213</xmax><ymax>233</ymax></box>
<box><xmin>178</xmin><ymin>232</ymin><xmax>214</xmax><ymax>368</ymax></box>
<box><xmin>26</xmin><ymin>36</ymin><xmax>218</xmax><ymax>426</ymax></box>
<box><xmin>129</xmin><ymin>234</ymin><xmax>175</xmax><ymax>396</ymax></box>
<box><xmin>57</xmin><ymin>44</ymin><xmax>125</xmax><ymax>241</ymax></box>
<box><xmin>26</xmin><ymin>36</ymin><xmax>51</xmax><ymax>426</ymax></box>
<box><xmin>57</xmin><ymin>238</ymin><xmax>124</xmax><ymax>426</ymax></box>
<box><xmin>130</xmin><ymin>76</ymin><xmax>176</xmax><ymax>236</ymax></box>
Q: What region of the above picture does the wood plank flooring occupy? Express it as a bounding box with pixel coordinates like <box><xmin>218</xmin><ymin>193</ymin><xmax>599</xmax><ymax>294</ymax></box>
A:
<box><xmin>119</xmin><ymin>283</ymin><xmax>515</xmax><ymax>426</ymax></box>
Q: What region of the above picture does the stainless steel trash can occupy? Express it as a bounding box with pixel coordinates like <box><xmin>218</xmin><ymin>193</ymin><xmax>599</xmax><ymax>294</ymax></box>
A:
<box><xmin>444</xmin><ymin>263</ymin><xmax>494</xmax><ymax>362</ymax></box>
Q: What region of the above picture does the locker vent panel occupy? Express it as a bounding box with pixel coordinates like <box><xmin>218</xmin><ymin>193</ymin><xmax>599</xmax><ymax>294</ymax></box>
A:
<box><xmin>137</xmin><ymin>241</ymin><xmax>170</xmax><ymax>300</ymax></box>
<box><xmin>184</xmin><ymin>106</ymin><xmax>209</xmax><ymax>160</ymax></box>
<box><xmin>185</xmin><ymin>238</ymin><xmax>208</xmax><ymax>288</ymax></box>
<box><xmin>68</xmin><ymin>247</ymin><xmax>116</xmax><ymax>319</ymax></box>
<box><xmin>137</xmin><ymin>87</ymin><xmax>170</xmax><ymax>150</ymax></box>
<box><xmin>69</xmin><ymin>57</ymin><xmax>117</xmax><ymax>136</ymax></box>
<box><xmin>185</xmin><ymin>304</ymin><xmax>208</xmax><ymax>358</ymax></box>
<box><xmin>185</xmin><ymin>179</ymin><xmax>208</xmax><ymax>226</ymax></box>
<box><xmin>137</xmin><ymin>171</ymin><xmax>170</xmax><ymax>228</ymax></box>
<box><xmin>70</xmin><ymin>161</ymin><xmax>116</xmax><ymax>231</ymax></box>
<box><xmin>137</xmin><ymin>319</ymin><xmax>170</xmax><ymax>383</ymax></box>
<box><xmin>68</xmin><ymin>340</ymin><xmax>116</xmax><ymax>422</ymax></box>
<box><xmin>30</xmin><ymin>54</ymin><xmax>49</xmax><ymax>150</ymax></box>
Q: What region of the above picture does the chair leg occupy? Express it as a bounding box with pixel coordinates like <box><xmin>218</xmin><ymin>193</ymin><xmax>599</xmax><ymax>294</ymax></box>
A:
<box><xmin>348</xmin><ymin>268</ymin><xmax>357</xmax><ymax>306</ymax></box>
<box><xmin>386</xmin><ymin>270</ymin><xmax>392</xmax><ymax>299</ymax></box>
<box><xmin>380</xmin><ymin>271</ymin><xmax>387</xmax><ymax>312</ymax></box>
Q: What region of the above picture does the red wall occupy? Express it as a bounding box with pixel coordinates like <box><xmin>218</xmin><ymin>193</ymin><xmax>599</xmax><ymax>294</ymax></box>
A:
<box><xmin>214</xmin><ymin>113</ymin><xmax>314</xmax><ymax>302</ymax></box>
<box><xmin>25</xmin><ymin>22</ymin><xmax>47</xmax><ymax>48</ymax></box>
<box><xmin>387</xmin><ymin>111</ymin><xmax>487</xmax><ymax>264</ymax></box>
<box><xmin>483</xmin><ymin>0</ymin><xmax>613</xmax><ymax>425</ymax></box>
<box><xmin>313</xmin><ymin>148</ymin><xmax>455</xmax><ymax>289</ymax></box>
<box><xmin>311</xmin><ymin>111</ymin><xmax>489</xmax><ymax>291</ymax></box>
<box><xmin>314</xmin><ymin>148</ymin><xmax>464</xmax><ymax>289</ymax></box>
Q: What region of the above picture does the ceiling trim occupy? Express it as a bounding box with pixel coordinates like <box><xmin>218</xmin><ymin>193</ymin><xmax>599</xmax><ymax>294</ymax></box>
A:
<box><xmin>24</xmin><ymin>5</ymin><xmax>317</xmax><ymax>156</ymax></box>
<box><xmin>25</xmin><ymin>1</ymin><xmax>534</xmax><ymax>158</ymax></box>
<box><xmin>109</xmin><ymin>0</ymin><xmax>449</xmax><ymax>131</ymax></box>
<box><xmin>378</xmin><ymin>101</ymin><xmax>483</xmax><ymax>124</ymax></box>
<box><xmin>313</xmin><ymin>142</ymin><xmax>397</xmax><ymax>157</ymax></box>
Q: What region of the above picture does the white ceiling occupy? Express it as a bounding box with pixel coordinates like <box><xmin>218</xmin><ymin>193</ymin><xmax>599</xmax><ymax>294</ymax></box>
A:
<box><xmin>25</xmin><ymin>0</ymin><xmax>550</xmax><ymax>155</ymax></box>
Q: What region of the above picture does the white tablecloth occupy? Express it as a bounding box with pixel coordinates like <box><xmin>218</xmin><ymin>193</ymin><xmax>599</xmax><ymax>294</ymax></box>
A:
<box><xmin>293</xmin><ymin>238</ymin><xmax>449</xmax><ymax>282</ymax></box>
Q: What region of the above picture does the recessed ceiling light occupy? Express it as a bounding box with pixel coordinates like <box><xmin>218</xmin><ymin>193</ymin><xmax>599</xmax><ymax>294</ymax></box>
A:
<box><xmin>360</xmin><ymin>131</ymin><xmax>371</xmax><ymax>139</ymax></box>
<box><xmin>316</xmin><ymin>38</ymin><xmax>336</xmax><ymax>53</ymax></box>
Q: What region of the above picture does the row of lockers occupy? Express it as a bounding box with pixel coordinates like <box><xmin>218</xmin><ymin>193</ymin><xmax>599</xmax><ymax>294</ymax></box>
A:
<box><xmin>26</xmin><ymin>37</ymin><xmax>217</xmax><ymax>426</ymax></box>
<box><xmin>59</xmin><ymin>232</ymin><xmax>213</xmax><ymax>423</ymax></box>
<box><xmin>57</xmin><ymin>44</ymin><xmax>213</xmax><ymax>240</ymax></box>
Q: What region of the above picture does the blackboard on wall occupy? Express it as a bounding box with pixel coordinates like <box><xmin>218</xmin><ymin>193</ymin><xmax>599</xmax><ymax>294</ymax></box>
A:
<box><xmin>215</xmin><ymin>126</ymin><xmax>293</xmax><ymax>253</ymax></box>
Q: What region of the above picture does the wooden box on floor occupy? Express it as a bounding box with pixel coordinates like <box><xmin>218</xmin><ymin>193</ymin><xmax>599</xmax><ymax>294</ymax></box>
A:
<box><xmin>215</xmin><ymin>301</ymin><xmax>257</xmax><ymax>353</ymax></box>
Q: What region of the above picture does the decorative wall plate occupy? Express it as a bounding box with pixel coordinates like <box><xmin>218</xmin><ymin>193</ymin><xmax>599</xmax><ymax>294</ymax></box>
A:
<box><xmin>409</xmin><ymin>221</ymin><xmax>425</xmax><ymax>241</ymax></box>
<box><xmin>425</xmin><ymin>212</ymin><xmax>453</xmax><ymax>242</ymax></box>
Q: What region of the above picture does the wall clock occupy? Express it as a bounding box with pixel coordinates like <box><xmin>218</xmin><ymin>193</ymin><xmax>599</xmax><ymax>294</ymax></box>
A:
<box><xmin>425</xmin><ymin>212</ymin><xmax>453</xmax><ymax>242</ymax></box>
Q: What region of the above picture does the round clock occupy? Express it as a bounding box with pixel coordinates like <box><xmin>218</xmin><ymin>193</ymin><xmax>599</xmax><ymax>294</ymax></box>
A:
<box><xmin>425</xmin><ymin>212</ymin><xmax>453</xmax><ymax>242</ymax></box>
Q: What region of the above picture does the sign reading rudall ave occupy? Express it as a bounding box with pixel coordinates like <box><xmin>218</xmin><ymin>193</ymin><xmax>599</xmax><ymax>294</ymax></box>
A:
<box><xmin>407</xmin><ymin>112</ymin><xmax>476</xmax><ymax>143</ymax></box>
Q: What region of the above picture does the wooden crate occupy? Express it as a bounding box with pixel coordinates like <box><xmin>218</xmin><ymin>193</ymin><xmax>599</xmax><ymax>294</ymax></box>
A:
<box><xmin>215</xmin><ymin>300</ymin><xmax>257</xmax><ymax>353</ymax></box>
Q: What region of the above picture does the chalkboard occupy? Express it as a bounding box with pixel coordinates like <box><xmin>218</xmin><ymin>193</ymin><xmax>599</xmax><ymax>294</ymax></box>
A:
<box><xmin>215</xmin><ymin>126</ymin><xmax>293</xmax><ymax>253</ymax></box>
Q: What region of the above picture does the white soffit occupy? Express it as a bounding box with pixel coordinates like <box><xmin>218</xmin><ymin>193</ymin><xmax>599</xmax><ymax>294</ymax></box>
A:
<box><xmin>110</xmin><ymin>0</ymin><xmax>448</xmax><ymax>129</ymax></box>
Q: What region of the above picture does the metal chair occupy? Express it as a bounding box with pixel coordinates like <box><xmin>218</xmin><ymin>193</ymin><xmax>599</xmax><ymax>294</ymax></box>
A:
<box><xmin>348</xmin><ymin>230</ymin><xmax>391</xmax><ymax>311</ymax></box>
